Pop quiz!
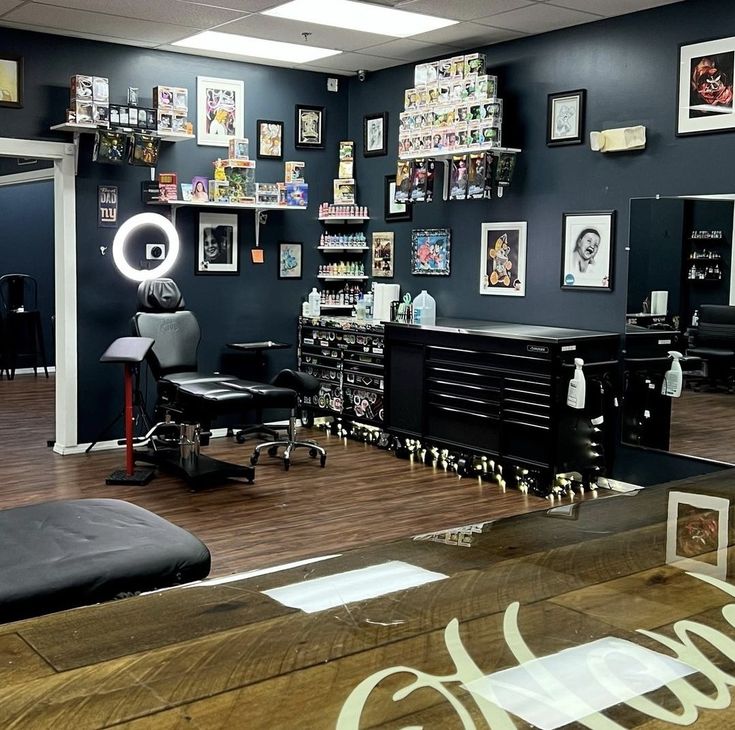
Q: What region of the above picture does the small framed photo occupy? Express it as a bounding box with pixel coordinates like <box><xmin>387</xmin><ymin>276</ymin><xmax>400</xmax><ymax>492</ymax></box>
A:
<box><xmin>384</xmin><ymin>174</ymin><xmax>411</xmax><ymax>222</ymax></box>
<box><xmin>677</xmin><ymin>36</ymin><xmax>735</xmax><ymax>135</ymax></box>
<box><xmin>411</xmin><ymin>228</ymin><xmax>450</xmax><ymax>276</ymax></box>
<box><xmin>257</xmin><ymin>119</ymin><xmax>284</xmax><ymax>159</ymax></box>
<box><xmin>480</xmin><ymin>222</ymin><xmax>527</xmax><ymax>296</ymax></box>
<box><xmin>371</xmin><ymin>232</ymin><xmax>394</xmax><ymax>278</ymax></box>
<box><xmin>278</xmin><ymin>241</ymin><xmax>302</xmax><ymax>279</ymax></box>
<box><xmin>364</xmin><ymin>112</ymin><xmax>388</xmax><ymax>156</ymax></box>
<box><xmin>197</xmin><ymin>212</ymin><xmax>239</xmax><ymax>275</ymax></box>
<box><xmin>197</xmin><ymin>76</ymin><xmax>244</xmax><ymax>147</ymax></box>
<box><xmin>561</xmin><ymin>211</ymin><xmax>615</xmax><ymax>291</ymax></box>
<box><xmin>0</xmin><ymin>53</ymin><xmax>23</xmax><ymax>108</ymax></box>
<box><xmin>295</xmin><ymin>104</ymin><xmax>325</xmax><ymax>149</ymax></box>
<box><xmin>546</xmin><ymin>89</ymin><xmax>585</xmax><ymax>146</ymax></box>
<box><xmin>666</xmin><ymin>489</ymin><xmax>730</xmax><ymax>579</ymax></box>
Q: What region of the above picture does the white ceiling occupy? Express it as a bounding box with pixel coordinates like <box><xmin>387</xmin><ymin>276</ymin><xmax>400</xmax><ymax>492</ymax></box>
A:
<box><xmin>0</xmin><ymin>0</ymin><xmax>685</xmax><ymax>75</ymax></box>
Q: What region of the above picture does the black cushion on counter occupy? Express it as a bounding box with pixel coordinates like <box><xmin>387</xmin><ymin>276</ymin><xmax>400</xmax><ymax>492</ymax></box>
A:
<box><xmin>0</xmin><ymin>498</ymin><xmax>211</xmax><ymax>623</ymax></box>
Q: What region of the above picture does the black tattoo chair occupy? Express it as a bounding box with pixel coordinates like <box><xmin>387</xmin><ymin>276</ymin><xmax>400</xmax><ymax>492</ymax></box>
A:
<box><xmin>687</xmin><ymin>304</ymin><xmax>735</xmax><ymax>392</ymax></box>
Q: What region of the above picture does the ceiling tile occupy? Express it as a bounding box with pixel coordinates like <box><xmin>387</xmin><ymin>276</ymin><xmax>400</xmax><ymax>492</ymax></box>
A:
<box><xmin>180</xmin><ymin>0</ymin><xmax>284</xmax><ymax>9</ymax></box>
<box><xmin>410</xmin><ymin>21</ymin><xmax>525</xmax><ymax>48</ymax></box>
<box><xmin>33</xmin><ymin>0</ymin><xmax>248</xmax><ymax>27</ymax></box>
<box><xmin>0</xmin><ymin>0</ymin><xmax>24</xmax><ymax>16</ymax></box>
<box><xmin>0</xmin><ymin>19</ymin><xmax>158</xmax><ymax>47</ymax></box>
<box><xmin>214</xmin><ymin>13</ymin><xmax>389</xmax><ymax>52</ymax></box>
<box><xmin>355</xmin><ymin>38</ymin><xmax>457</xmax><ymax>62</ymax></box>
<box><xmin>548</xmin><ymin>0</ymin><xmax>683</xmax><ymax>16</ymax></box>
<box><xmin>396</xmin><ymin>0</ymin><xmax>537</xmax><ymax>22</ymax></box>
<box><xmin>3</xmin><ymin>3</ymin><xmax>203</xmax><ymax>43</ymax></box>
<box><xmin>300</xmin><ymin>51</ymin><xmax>400</xmax><ymax>73</ymax></box>
<box><xmin>476</xmin><ymin>4</ymin><xmax>604</xmax><ymax>34</ymax></box>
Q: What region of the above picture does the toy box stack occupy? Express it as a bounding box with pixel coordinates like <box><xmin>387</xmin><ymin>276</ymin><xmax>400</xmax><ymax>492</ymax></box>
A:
<box><xmin>283</xmin><ymin>159</ymin><xmax>308</xmax><ymax>206</ymax></box>
<box><xmin>68</xmin><ymin>74</ymin><xmax>109</xmax><ymax>126</ymax></box>
<box><xmin>207</xmin><ymin>138</ymin><xmax>256</xmax><ymax>203</ymax></box>
<box><xmin>153</xmin><ymin>85</ymin><xmax>190</xmax><ymax>135</ymax></box>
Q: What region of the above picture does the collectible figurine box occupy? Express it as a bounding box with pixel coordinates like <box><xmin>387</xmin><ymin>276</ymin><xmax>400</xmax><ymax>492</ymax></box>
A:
<box><xmin>464</xmin><ymin>53</ymin><xmax>486</xmax><ymax>77</ymax></box>
<box><xmin>228</xmin><ymin>137</ymin><xmax>250</xmax><ymax>160</ymax></box>
<box><xmin>93</xmin><ymin>76</ymin><xmax>109</xmax><ymax>103</ymax></box>
<box><xmin>256</xmin><ymin>183</ymin><xmax>281</xmax><ymax>206</ymax></box>
<box><xmin>129</xmin><ymin>133</ymin><xmax>160</xmax><ymax>167</ymax></box>
<box><xmin>153</xmin><ymin>85</ymin><xmax>175</xmax><ymax>109</ymax></box>
<box><xmin>285</xmin><ymin>182</ymin><xmax>308</xmax><ymax>207</ymax></box>
<box><xmin>93</xmin><ymin>130</ymin><xmax>127</xmax><ymax>164</ymax></box>
<box><xmin>173</xmin><ymin>88</ymin><xmax>188</xmax><ymax>112</ymax></box>
<box><xmin>70</xmin><ymin>74</ymin><xmax>93</xmax><ymax>101</ymax></box>
<box><xmin>285</xmin><ymin>161</ymin><xmax>305</xmax><ymax>183</ymax></box>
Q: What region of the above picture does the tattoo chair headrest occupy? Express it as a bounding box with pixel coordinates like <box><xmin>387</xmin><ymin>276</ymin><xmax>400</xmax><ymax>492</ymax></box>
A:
<box><xmin>137</xmin><ymin>278</ymin><xmax>185</xmax><ymax>312</ymax></box>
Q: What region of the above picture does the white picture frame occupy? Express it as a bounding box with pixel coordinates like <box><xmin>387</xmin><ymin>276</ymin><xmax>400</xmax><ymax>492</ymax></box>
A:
<box><xmin>480</xmin><ymin>221</ymin><xmax>527</xmax><ymax>296</ymax></box>
<box><xmin>197</xmin><ymin>212</ymin><xmax>239</xmax><ymax>275</ymax></box>
<box><xmin>196</xmin><ymin>76</ymin><xmax>244</xmax><ymax>147</ymax></box>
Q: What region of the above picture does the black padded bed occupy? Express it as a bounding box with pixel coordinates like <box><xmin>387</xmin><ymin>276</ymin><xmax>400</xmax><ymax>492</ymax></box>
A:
<box><xmin>0</xmin><ymin>498</ymin><xmax>211</xmax><ymax>623</ymax></box>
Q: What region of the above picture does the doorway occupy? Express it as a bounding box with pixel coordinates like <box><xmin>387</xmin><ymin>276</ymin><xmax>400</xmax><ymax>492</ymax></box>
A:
<box><xmin>0</xmin><ymin>137</ymin><xmax>77</xmax><ymax>450</ymax></box>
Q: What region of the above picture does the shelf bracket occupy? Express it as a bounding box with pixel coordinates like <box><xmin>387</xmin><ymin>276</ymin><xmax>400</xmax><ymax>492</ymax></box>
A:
<box><xmin>72</xmin><ymin>132</ymin><xmax>81</xmax><ymax>175</ymax></box>
<box><xmin>255</xmin><ymin>208</ymin><xmax>268</xmax><ymax>248</ymax></box>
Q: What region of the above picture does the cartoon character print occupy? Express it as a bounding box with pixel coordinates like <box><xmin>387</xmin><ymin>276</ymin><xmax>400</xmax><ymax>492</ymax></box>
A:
<box><xmin>488</xmin><ymin>233</ymin><xmax>513</xmax><ymax>286</ymax></box>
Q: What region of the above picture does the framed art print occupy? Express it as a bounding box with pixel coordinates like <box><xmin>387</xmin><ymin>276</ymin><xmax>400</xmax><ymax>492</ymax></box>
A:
<box><xmin>295</xmin><ymin>104</ymin><xmax>325</xmax><ymax>149</ymax></box>
<box><xmin>666</xmin><ymin>489</ymin><xmax>730</xmax><ymax>579</ymax></box>
<box><xmin>371</xmin><ymin>232</ymin><xmax>394</xmax><ymax>278</ymax></box>
<box><xmin>480</xmin><ymin>222</ymin><xmax>527</xmax><ymax>296</ymax></box>
<box><xmin>0</xmin><ymin>53</ymin><xmax>23</xmax><ymax>108</ymax></box>
<box><xmin>678</xmin><ymin>36</ymin><xmax>735</xmax><ymax>135</ymax></box>
<box><xmin>197</xmin><ymin>212</ymin><xmax>239</xmax><ymax>275</ymax></box>
<box><xmin>257</xmin><ymin>119</ymin><xmax>284</xmax><ymax>159</ymax></box>
<box><xmin>278</xmin><ymin>241</ymin><xmax>302</xmax><ymax>279</ymax></box>
<box><xmin>364</xmin><ymin>112</ymin><xmax>388</xmax><ymax>156</ymax></box>
<box><xmin>384</xmin><ymin>174</ymin><xmax>411</xmax><ymax>222</ymax></box>
<box><xmin>561</xmin><ymin>211</ymin><xmax>615</xmax><ymax>290</ymax></box>
<box><xmin>411</xmin><ymin>228</ymin><xmax>450</xmax><ymax>275</ymax></box>
<box><xmin>547</xmin><ymin>89</ymin><xmax>585</xmax><ymax>146</ymax></box>
<box><xmin>197</xmin><ymin>76</ymin><xmax>244</xmax><ymax>147</ymax></box>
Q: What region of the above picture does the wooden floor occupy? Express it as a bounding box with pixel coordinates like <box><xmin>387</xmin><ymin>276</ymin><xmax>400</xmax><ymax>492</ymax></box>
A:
<box><xmin>0</xmin><ymin>374</ymin><xmax>569</xmax><ymax>578</ymax></box>
<box><xmin>670</xmin><ymin>388</ymin><xmax>735</xmax><ymax>464</ymax></box>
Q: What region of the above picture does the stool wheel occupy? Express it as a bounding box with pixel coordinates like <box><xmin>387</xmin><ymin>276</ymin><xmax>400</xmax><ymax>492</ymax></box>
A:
<box><xmin>268</xmin><ymin>445</ymin><xmax>279</xmax><ymax>457</ymax></box>
<box><xmin>309</xmin><ymin>448</ymin><xmax>318</xmax><ymax>458</ymax></box>
<box><xmin>283</xmin><ymin>458</ymin><xmax>290</xmax><ymax>471</ymax></box>
<box><xmin>235</xmin><ymin>433</ymin><xmax>246</xmax><ymax>444</ymax></box>
<box><xmin>250</xmin><ymin>453</ymin><xmax>259</xmax><ymax>466</ymax></box>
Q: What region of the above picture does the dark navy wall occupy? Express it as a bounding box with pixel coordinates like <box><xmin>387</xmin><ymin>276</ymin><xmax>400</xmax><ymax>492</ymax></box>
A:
<box><xmin>0</xmin><ymin>27</ymin><xmax>348</xmax><ymax>442</ymax></box>
<box><xmin>0</xmin><ymin>179</ymin><xmax>55</xmax><ymax>363</ymax></box>
<box><xmin>347</xmin><ymin>0</ymin><xmax>735</xmax><ymax>334</ymax></box>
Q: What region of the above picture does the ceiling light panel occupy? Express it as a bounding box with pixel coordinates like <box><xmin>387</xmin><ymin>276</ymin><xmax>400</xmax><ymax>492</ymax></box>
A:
<box><xmin>263</xmin><ymin>0</ymin><xmax>457</xmax><ymax>38</ymax></box>
<box><xmin>173</xmin><ymin>30</ymin><xmax>341</xmax><ymax>63</ymax></box>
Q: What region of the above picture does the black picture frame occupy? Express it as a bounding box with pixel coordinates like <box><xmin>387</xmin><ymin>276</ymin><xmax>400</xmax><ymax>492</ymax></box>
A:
<box><xmin>560</xmin><ymin>210</ymin><xmax>616</xmax><ymax>291</ymax></box>
<box><xmin>295</xmin><ymin>104</ymin><xmax>325</xmax><ymax>149</ymax></box>
<box><xmin>363</xmin><ymin>112</ymin><xmax>388</xmax><ymax>156</ymax></box>
<box><xmin>384</xmin><ymin>174</ymin><xmax>412</xmax><ymax>222</ymax></box>
<box><xmin>0</xmin><ymin>53</ymin><xmax>23</xmax><ymax>109</ymax></box>
<box><xmin>256</xmin><ymin>119</ymin><xmax>284</xmax><ymax>159</ymax></box>
<box><xmin>677</xmin><ymin>35</ymin><xmax>735</xmax><ymax>136</ymax></box>
<box><xmin>277</xmin><ymin>241</ymin><xmax>302</xmax><ymax>279</ymax></box>
<box><xmin>546</xmin><ymin>89</ymin><xmax>586</xmax><ymax>146</ymax></box>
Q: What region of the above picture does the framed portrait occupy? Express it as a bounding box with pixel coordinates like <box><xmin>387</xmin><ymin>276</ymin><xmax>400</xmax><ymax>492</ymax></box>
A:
<box><xmin>278</xmin><ymin>241</ymin><xmax>302</xmax><ymax>279</ymax></box>
<box><xmin>666</xmin><ymin>489</ymin><xmax>730</xmax><ymax>579</ymax></box>
<box><xmin>295</xmin><ymin>104</ymin><xmax>325</xmax><ymax>149</ymax></box>
<box><xmin>371</xmin><ymin>232</ymin><xmax>394</xmax><ymax>278</ymax></box>
<box><xmin>196</xmin><ymin>76</ymin><xmax>244</xmax><ymax>147</ymax></box>
<box><xmin>480</xmin><ymin>222</ymin><xmax>527</xmax><ymax>296</ymax></box>
<box><xmin>546</xmin><ymin>89</ymin><xmax>585</xmax><ymax>146</ymax></box>
<box><xmin>364</xmin><ymin>112</ymin><xmax>388</xmax><ymax>156</ymax></box>
<box><xmin>197</xmin><ymin>212</ymin><xmax>239</xmax><ymax>275</ymax></box>
<box><xmin>561</xmin><ymin>211</ymin><xmax>615</xmax><ymax>291</ymax></box>
<box><xmin>0</xmin><ymin>53</ymin><xmax>23</xmax><ymax>108</ymax></box>
<box><xmin>384</xmin><ymin>174</ymin><xmax>412</xmax><ymax>222</ymax></box>
<box><xmin>411</xmin><ymin>228</ymin><xmax>450</xmax><ymax>276</ymax></box>
<box><xmin>677</xmin><ymin>36</ymin><xmax>735</xmax><ymax>135</ymax></box>
<box><xmin>257</xmin><ymin>119</ymin><xmax>284</xmax><ymax>159</ymax></box>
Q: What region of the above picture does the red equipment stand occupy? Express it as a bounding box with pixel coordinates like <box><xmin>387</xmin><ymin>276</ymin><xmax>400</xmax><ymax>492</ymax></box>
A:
<box><xmin>100</xmin><ymin>336</ymin><xmax>156</xmax><ymax>486</ymax></box>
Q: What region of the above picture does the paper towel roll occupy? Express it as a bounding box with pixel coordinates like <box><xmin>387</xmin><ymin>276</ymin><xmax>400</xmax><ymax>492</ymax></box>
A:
<box><xmin>651</xmin><ymin>290</ymin><xmax>668</xmax><ymax>316</ymax></box>
<box><xmin>373</xmin><ymin>283</ymin><xmax>400</xmax><ymax>322</ymax></box>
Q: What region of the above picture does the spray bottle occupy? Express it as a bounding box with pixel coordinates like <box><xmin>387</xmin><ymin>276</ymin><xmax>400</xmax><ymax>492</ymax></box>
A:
<box><xmin>661</xmin><ymin>351</ymin><xmax>683</xmax><ymax>398</ymax></box>
<box><xmin>566</xmin><ymin>358</ymin><xmax>586</xmax><ymax>409</ymax></box>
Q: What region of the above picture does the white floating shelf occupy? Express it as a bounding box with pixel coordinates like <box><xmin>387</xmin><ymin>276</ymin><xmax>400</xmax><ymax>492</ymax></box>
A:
<box><xmin>317</xmin><ymin>246</ymin><xmax>368</xmax><ymax>252</ymax></box>
<box><xmin>399</xmin><ymin>144</ymin><xmax>521</xmax><ymax>161</ymax></box>
<box><xmin>320</xmin><ymin>304</ymin><xmax>354</xmax><ymax>309</ymax></box>
<box><xmin>318</xmin><ymin>275</ymin><xmax>368</xmax><ymax>280</ymax></box>
<box><xmin>319</xmin><ymin>216</ymin><xmax>370</xmax><ymax>224</ymax></box>
<box><xmin>51</xmin><ymin>123</ymin><xmax>194</xmax><ymax>143</ymax></box>
<box><xmin>149</xmin><ymin>199</ymin><xmax>307</xmax><ymax>211</ymax></box>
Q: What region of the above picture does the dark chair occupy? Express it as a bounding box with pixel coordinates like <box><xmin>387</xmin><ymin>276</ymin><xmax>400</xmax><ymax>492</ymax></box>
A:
<box><xmin>0</xmin><ymin>273</ymin><xmax>48</xmax><ymax>380</ymax></box>
<box><xmin>687</xmin><ymin>304</ymin><xmax>735</xmax><ymax>391</ymax></box>
<box><xmin>251</xmin><ymin>369</ymin><xmax>326</xmax><ymax>471</ymax></box>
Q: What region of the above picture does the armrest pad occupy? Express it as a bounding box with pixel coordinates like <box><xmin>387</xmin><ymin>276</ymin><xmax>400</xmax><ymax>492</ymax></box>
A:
<box><xmin>101</xmin><ymin>337</ymin><xmax>155</xmax><ymax>364</ymax></box>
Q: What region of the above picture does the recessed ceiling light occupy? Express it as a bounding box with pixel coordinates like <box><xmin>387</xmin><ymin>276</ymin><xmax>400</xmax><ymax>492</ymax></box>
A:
<box><xmin>173</xmin><ymin>31</ymin><xmax>342</xmax><ymax>64</ymax></box>
<box><xmin>263</xmin><ymin>0</ymin><xmax>457</xmax><ymax>38</ymax></box>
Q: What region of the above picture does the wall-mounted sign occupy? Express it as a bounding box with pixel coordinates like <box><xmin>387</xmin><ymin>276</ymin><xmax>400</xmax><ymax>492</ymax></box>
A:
<box><xmin>98</xmin><ymin>185</ymin><xmax>118</xmax><ymax>228</ymax></box>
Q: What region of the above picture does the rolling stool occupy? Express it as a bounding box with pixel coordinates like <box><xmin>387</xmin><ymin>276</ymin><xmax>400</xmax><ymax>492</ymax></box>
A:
<box><xmin>250</xmin><ymin>369</ymin><xmax>326</xmax><ymax>471</ymax></box>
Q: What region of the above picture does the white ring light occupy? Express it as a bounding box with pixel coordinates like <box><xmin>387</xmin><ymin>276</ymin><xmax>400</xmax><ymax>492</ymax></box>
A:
<box><xmin>112</xmin><ymin>212</ymin><xmax>180</xmax><ymax>282</ymax></box>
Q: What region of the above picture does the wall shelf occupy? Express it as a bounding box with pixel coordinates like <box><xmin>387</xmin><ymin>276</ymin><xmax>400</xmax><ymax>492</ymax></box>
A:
<box><xmin>51</xmin><ymin>123</ymin><xmax>194</xmax><ymax>143</ymax></box>
<box><xmin>318</xmin><ymin>216</ymin><xmax>369</xmax><ymax>224</ymax></box>
<box><xmin>399</xmin><ymin>144</ymin><xmax>521</xmax><ymax>161</ymax></box>
<box><xmin>317</xmin><ymin>246</ymin><xmax>368</xmax><ymax>252</ymax></box>
<box><xmin>317</xmin><ymin>275</ymin><xmax>368</xmax><ymax>281</ymax></box>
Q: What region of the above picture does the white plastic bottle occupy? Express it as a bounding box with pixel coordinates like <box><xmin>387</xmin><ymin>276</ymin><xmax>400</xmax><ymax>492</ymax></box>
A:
<box><xmin>413</xmin><ymin>290</ymin><xmax>436</xmax><ymax>326</ymax></box>
<box><xmin>661</xmin><ymin>351</ymin><xmax>683</xmax><ymax>398</ymax></box>
<box><xmin>566</xmin><ymin>358</ymin><xmax>586</xmax><ymax>409</ymax></box>
<box><xmin>308</xmin><ymin>287</ymin><xmax>321</xmax><ymax>317</ymax></box>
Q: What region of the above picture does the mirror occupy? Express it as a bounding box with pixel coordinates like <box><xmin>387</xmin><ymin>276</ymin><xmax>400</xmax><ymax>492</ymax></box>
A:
<box><xmin>625</xmin><ymin>195</ymin><xmax>735</xmax><ymax>464</ymax></box>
